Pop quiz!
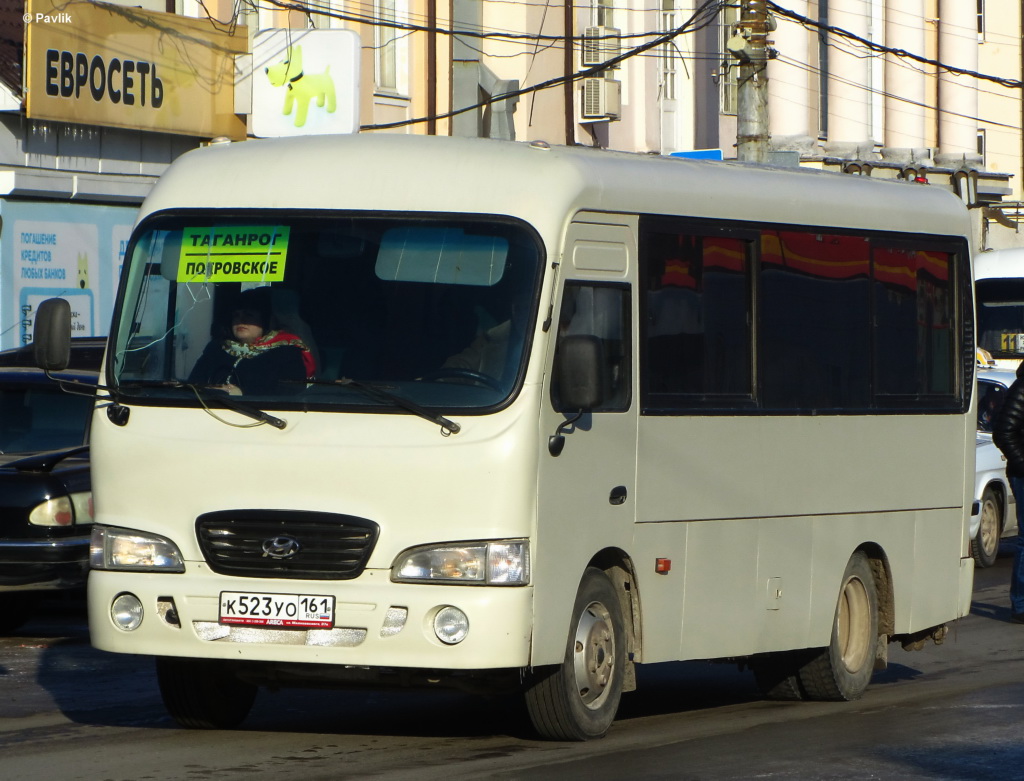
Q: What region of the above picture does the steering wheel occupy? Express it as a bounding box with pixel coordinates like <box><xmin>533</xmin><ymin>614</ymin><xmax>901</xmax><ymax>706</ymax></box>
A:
<box><xmin>420</xmin><ymin>368</ymin><xmax>503</xmax><ymax>391</ymax></box>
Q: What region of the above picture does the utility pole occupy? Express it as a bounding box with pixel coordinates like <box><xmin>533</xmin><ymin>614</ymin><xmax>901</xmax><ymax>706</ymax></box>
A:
<box><xmin>727</xmin><ymin>0</ymin><xmax>772</xmax><ymax>163</ymax></box>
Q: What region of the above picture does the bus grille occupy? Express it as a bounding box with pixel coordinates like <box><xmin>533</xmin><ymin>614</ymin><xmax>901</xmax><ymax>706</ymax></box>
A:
<box><xmin>196</xmin><ymin>510</ymin><xmax>379</xmax><ymax>580</ymax></box>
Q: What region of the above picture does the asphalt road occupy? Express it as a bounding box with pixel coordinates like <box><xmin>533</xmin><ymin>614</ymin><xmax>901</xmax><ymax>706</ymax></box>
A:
<box><xmin>2</xmin><ymin>547</ymin><xmax>1023</xmax><ymax>781</ymax></box>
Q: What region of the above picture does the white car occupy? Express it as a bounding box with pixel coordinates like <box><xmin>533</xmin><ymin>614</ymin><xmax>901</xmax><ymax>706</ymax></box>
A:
<box><xmin>972</xmin><ymin>366</ymin><xmax>1018</xmax><ymax>567</ymax></box>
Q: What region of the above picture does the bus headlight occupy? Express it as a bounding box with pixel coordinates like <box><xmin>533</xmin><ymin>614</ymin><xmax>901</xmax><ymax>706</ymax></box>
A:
<box><xmin>392</xmin><ymin>541</ymin><xmax>529</xmax><ymax>585</ymax></box>
<box><xmin>90</xmin><ymin>526</ymin><xmax>185</xmax><ymax>572</ymax></box>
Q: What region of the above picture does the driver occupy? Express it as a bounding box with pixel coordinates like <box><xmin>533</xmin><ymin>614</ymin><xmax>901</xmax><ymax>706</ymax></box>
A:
<box><xmin>188</xmin><ymin>287</ymin><xmax>315</xmax><ymax>395</ymax></box>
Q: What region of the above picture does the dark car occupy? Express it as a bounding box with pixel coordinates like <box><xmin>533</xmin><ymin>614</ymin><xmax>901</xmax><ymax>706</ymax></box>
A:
<box><xmin>0</xmin><ymin>348</ymin><xmax>99</xmax><ymax>633</ymax></box>
<box><xmin>0</xmin><ymin>337</ymin><xmax>106</xmax><ymax>371</ymax></box>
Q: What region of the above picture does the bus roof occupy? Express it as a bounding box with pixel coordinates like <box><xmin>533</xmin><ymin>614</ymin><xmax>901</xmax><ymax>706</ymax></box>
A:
<box><xmin>139</xmin><ymin>135</ymin><xmax>972</xmax><ymax>244</ymax></box>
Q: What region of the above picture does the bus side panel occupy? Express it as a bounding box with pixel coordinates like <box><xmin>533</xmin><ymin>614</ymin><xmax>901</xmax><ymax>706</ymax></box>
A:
<box><xmin>634</xmin><ymin>413</ymin><xmax>970</xmax><ymax>660</ymax></box>
<box><xmin>530</xmin><ymin>218</ymin><xmax>640</xmax><ymax>668</ymax></box>
<box><xmin>628</xmin><ymin>521</ymin><xmax>688</xmax><ymax>662</ymax></box>
<box><xmin>637</xmin><ymin>416</ymin><xmax>966</xmax><ymax>523</ymax></box>
<box><xmin>631</xmin><ymin>509</ymin><xmax>963</xmax><ymax>663</ymax></box>
<box><xmin>910</xmin><ymin>507</ymin><xmax>975</xmax><ymax>624</ymax></box>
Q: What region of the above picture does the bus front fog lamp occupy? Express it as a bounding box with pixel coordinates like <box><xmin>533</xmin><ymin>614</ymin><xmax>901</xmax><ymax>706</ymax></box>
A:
<box><xmin>91</xmin><ymin>526</ymin><xmax>185</xmax><ymax>572</ymax></box>
<box><xmin>433</xmin><ymin>606</ymin><xmax>469</xmax><ymax>644</ymax></box>
<box><xmin>392</xmin><ymin>540</ymin><xmax>529</xmax><ymax>585</ymax></box>
<box><xmin>111</xmin><ymin>593</ymin><xmax>144</xmax><ymax>631</ymax></box>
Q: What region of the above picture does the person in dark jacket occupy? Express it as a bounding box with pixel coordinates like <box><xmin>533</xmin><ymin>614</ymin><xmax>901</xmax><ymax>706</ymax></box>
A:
<box><xmin>992</xmin><ymin>361</ymin><xmax>1024</xmax><ymax>623</ymax></box>
<box><xmin>188</xmin><ymin>287</ymin><xmax>314</xmax><ymax>396</ymax></box>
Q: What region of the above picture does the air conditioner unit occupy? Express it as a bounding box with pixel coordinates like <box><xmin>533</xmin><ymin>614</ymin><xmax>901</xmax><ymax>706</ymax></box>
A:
<box><xmin>581</xmin><ymin>78</ymin><xmax>621</xmax><ymax>120</ymax></box>
<box><xmin>582</xmin><ymin>26</ymin><xmax>621</xmax><ymax>68</ymax></box>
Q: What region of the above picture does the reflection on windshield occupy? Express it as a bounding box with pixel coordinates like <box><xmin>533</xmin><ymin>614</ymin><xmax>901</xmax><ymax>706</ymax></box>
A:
<box><xmin>111</xmin><ymin>215</ymin><xmax>542</xmax><ymax>413</ymax></box>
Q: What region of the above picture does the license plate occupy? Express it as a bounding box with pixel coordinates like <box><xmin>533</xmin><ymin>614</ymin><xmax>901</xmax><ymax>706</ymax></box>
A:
<box><xmin>219</xmin><ymin>591</ymin><xmax>335</xmax><ymax>629</ymax></box>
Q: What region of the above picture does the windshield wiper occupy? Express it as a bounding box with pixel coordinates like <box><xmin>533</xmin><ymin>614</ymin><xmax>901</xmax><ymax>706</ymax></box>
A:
<box><xmin>303</xmin><ymin>377</ymin><xmax>460</xmax><ymax>435</ymax></box>
<box><xmin>118</xmin><ymin>380</ymin><xmax>287</xmax><ymax>430</ymax></box>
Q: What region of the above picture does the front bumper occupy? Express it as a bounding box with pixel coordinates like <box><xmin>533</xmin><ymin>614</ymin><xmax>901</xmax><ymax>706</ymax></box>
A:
<box><xmin>0</xmin><ymin>536</ymin><xmax>90</xmax><ymax>590</ymax></box>
<box><xmin>88</xmin><ymin>564</ymin><xmax>534</xmax><ymax>672</ymax></box>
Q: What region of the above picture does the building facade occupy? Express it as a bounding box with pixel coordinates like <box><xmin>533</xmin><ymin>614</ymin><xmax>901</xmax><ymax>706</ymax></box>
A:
<box><xmin>0</xmin><ymin>0</ymin><xmax>1021</xmax><ymax>351</ymax></box>
<box><xmin>236</xmin><ymin>0</ymin><xmax>1024</xmax><ymax>248</ymax></box>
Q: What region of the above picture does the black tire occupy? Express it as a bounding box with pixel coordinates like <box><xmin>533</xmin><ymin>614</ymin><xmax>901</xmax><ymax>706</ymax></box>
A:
<box><xmin>524</xmin><ymin>567</ymin><xmax>625</xmax><ymax>740</ymax></box>
<box><xmin>750</xmin><ymin>651</ymin><xmax>811</xmax><ymax>701</ymax></box>
<box><xmin>972</xmin><ymin>485</ymin><xmax>1003</xmax><ymax>568</ymax></box>
<box><xmin>156</xmin><ymin>657</ymin><xmax>257</xmax><ymax>729</ymax></box>
<box><xmin>0</xmin><ymin>593</ymin><xmax>38</xmax><ymax>635</ymax></box>
<box><xmin>799</xmin><ymin>552</ymin><xmax>878</xmax><ymax>701</ymax></box>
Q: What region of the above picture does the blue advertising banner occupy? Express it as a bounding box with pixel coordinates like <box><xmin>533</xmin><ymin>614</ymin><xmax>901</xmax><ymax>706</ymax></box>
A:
<box><xmin>0</xmin><ymin>200</ymin><xmax>137</xmax><ymax>350</ymax></box>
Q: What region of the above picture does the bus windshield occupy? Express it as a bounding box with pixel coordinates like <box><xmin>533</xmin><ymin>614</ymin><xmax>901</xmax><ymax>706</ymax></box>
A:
<box><xmin>110</xmin><ymin>214</ymin><xmax>542</xmax><ymax>412</ymax></box>
<box><xmin>977</xmin><ymin>278</ymin><xmax>1024</xmax><ymax>359</ymax></box>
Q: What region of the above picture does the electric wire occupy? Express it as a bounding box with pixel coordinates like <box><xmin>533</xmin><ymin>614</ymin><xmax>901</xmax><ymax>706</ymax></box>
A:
<box><xmin>767</xmin><ymin>1</ymin><xmax>1024</xmax><ymax>90</ymax></box>
<box><xmin>186</xmin><ymin>0</ymin><xmax>1024</xmax><ymax>145</ymax></box>
<box><xmin>359</xmin><ymin>0</ymin><xmax>725</xmax><ymax>131</ymax></box>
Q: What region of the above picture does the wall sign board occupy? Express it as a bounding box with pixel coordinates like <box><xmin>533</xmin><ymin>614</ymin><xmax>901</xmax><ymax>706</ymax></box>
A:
<box><xmin>25</xmin><ymin>0</ymin><xmax>247</xmax><ymax>139</ymax></box>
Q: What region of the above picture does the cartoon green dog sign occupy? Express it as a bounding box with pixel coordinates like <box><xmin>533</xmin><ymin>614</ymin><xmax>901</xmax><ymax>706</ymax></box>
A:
<box><xmin>265</xmin><ymin>45</ymin><xmax>337</xmax><ymax>127</ymax></box>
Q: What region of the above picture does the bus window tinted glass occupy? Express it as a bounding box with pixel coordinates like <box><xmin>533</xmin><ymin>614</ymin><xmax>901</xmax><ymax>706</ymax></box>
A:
<box><xmin>760</xmin><ymin>231</ymin><xmax>871</xmax><ymax>409</ymax></box>
<box><xmin>642</xmin><ymin>230</ymin><xmax>751</xmax><ymax>399</ymax></box>
<box><xmin>552</xmin><ymin>283</ymin><xmax>631</xmax><ymax>412</ymax></box>
<box><xmin>976</xmin><ymin>278</ymin><xmax>1024</xmax><ymax>359</ymax></box>
<box><xmin>874</xmin><ymin>247</ymin><xmax>954</xmax><ymax>396</ymax></box>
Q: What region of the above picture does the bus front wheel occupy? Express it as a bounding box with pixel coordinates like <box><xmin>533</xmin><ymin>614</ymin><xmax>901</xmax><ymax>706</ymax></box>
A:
<box><xmin>524</xmin><ymin>567</ymin><xmax>625</xmax><ymax>740</ymax></box>
<box><xmin>799</xmin><ymin>552</ymin><xmax>878</xmax><ymax>701</ymax></box>
<box><xmin>156</xmin><ymin>657</ymin><xmax>257</xmax><ymax>729</ymax></box>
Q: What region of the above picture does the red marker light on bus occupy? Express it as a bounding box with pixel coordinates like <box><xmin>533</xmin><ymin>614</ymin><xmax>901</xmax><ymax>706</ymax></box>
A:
<box><xmin>655</xmin><ymin>558</ymin><xmax>671</xmax><ymax>574</ymax></box>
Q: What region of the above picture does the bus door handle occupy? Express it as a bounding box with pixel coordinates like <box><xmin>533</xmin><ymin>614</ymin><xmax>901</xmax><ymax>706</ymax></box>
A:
<box><xmin>609</xmin><ymin>486</ymin><xmax>628</xmax><ymax>505</ymax></box>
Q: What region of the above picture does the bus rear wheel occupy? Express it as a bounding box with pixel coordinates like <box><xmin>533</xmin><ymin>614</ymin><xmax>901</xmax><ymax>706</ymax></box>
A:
<box><xmin>524</xmin><ymin>567</ymin><xmax>625</xmax><ymax>740</ymax></box>
<box><xmin>972</xmin><ymin>485</ymin><xmax>1003</xmax><ymax>568</ymax></box>
<box><xmin>156</xmin><ymin>657</ymin><xmax>257</xmax><ymax>729</ymax></box>
<box><xmin>799</xmin><ymin>552</ymin><xmax>878</xmax><ymax>701</ymax></box>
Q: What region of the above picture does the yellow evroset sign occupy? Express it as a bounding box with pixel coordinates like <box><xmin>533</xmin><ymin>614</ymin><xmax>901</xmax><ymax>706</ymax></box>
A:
<box><xmin>25</xmin><ymin>0</ymin><xmax>247</xmax><ymax>139</ymax></box>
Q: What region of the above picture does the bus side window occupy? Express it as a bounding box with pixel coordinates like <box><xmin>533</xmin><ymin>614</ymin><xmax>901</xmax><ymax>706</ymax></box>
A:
<box><xmin>552</xmin><ymin>282</ymin><xmax>631</xmax><ymax>412</ymax></box>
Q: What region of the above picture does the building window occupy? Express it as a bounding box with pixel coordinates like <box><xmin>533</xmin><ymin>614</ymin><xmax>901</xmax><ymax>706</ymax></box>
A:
<box><xmin>661</xmin><ymin>1</ymin><xmax>677</xmax><ymax>101</ymax></box>
<box><xmin>592</xmin><ymin>0</ymin><xmax>614</xmax><ymax>28</ymax></box>
<box><xmin>376</xmin><ymin>0</ymin><xmax>398</xmax><ymax>93</ymax></box>
<box><xmin>719</xmin><ymin>3</ymin><xmax>739</xmax><ymax>115</ymax></box>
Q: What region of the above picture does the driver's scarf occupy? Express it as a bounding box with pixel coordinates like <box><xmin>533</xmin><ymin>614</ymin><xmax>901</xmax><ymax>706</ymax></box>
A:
<box><xmin>222</xmin><ymin>330</ymin><xmax>315</xmax><ymax>378</ymax></box>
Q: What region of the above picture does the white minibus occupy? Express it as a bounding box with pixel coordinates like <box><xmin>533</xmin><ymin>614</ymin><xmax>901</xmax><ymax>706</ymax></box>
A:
<box><xmin>976</xmin><ymin>247</ymin><xmax>1024</xmax><ymax>370</ymax></box>
<box><xmin>34</xmin><ymin>135</ymin><xmax>977</xmax><ymax>740</ymax></box>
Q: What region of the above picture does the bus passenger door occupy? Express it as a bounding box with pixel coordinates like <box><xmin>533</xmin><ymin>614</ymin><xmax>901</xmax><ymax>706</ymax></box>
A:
<box><xmin>532</xmin><ymin>221</ymin><xmax>639</xmax><ymax>666</ymax></box>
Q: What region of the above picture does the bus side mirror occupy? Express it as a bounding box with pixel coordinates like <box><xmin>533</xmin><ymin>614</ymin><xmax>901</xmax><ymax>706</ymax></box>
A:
<box><xmin>556</xmin><ymin>335</ymin><xmax>605</xmax><ymax>411</ymax></box>
<box><xmin>32</xmin><ymin>297</ymin><xmax>72</xmax><ymax>372</ymax></box>
<box><xmin>549</xmin><ymin>335</ymin><xmax>604</xmax><ymax>457</ymax></box>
